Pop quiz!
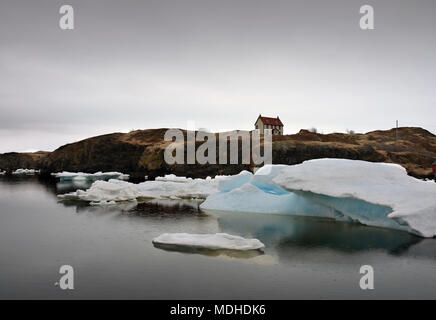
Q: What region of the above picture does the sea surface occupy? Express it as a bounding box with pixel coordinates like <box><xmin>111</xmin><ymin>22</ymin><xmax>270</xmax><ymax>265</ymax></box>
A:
<box><xmin>0</xmin><ymin>176</ymin><xmax>435</xmax><ymax>299</ymax></box>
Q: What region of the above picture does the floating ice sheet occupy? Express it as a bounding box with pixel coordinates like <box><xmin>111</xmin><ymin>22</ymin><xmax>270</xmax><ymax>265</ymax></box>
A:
<box><xmin>152</xmin><ymin>233</ymin><xmax>265</xmax><ymax>251</ymax></box>
<box><xmin>12</xmin><ymin>169</ymin><xmax>40</xmax><ymax>175</ymax></box>
<box><xmin>52</xmin><ymin>171</ymin><xmax>129</xmax><ymax>182</ymax></box>
<box><xmin>57</xmin><ymin>173</ymin><xmax>245</xmax><ymax>203</ymax></box>
<box><xmin>202</xmin><ymin>160</ymin><xmax>436</xmax><ymax>237</ymax></box>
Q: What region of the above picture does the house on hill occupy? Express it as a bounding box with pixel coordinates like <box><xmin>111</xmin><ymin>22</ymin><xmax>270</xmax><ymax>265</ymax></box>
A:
<box><xmin>254</xmin><ymin>115</ymin><xmax>284</xmax><ymax>135</ymax></box>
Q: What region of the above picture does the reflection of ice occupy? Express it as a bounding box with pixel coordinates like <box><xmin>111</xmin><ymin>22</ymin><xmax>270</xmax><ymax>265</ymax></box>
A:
<box><xmin>56</xmin><ymin>181</ymin><xmax>93</xmax><ymax>192</ymax></box>
<box><xmin>147</xmin><ymin>198</ymin><xmax>202</xmax><ymax>210</ymax></box>
<box><xmin>215</xmin><ymin>253</ymin><xmax>278</xmax><ymax>265</ymax></box>
<box><xmin>215</xmin><ymin>211</ymin><xmax>422</xmax><ymax>255</ymax></box>
<box><xmin>90</xmin><ymin>199</ymin><xmax>138</xmax><ymax>210</ymax></box>
<box><xmin>152</xmin><ymin>243</ymin><xmax>266</xmax><ymax>260</ymax></box>
<box><xmin>59</xmin><ymin>198</ymin><xmax>138</xmax><ymax>213</ymax></box>
<box><xmin>402</xmin><ymin>239</ymin><xmax>436</xmax><ymax>260</ymax></box>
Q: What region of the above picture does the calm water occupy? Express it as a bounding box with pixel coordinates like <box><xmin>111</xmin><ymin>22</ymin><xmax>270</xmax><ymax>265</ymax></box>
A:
<box><xmin>0</xmin><ymin>176</ymin><xmax>435</xmax><ymax>299</ymax></box>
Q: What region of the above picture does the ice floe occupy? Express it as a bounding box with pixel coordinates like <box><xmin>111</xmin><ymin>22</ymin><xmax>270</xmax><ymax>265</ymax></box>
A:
<box><xmin>52</xmin><ymin>171</ymin><xmax>129</xmax><ymax>182</ymax></box>
<box><xmin>57</xmin><ymin>172</ymin><xmax>249</xmax><ymax>204</ymax></box>
<box><xmin>202</xmin><ymin>160</ymin><xmax>436</xmax><ymax>237</ymax></box>
<box><xmin>59</xmin><ymin>179</ymin><xmax>140</xmax><ymax>203</ymax></box>
<box><xmin>201</xmin><ymin>182</ymin><xmax>337</xmax><ymax>218</ymax></box>
<box><xmin>12</xmin><ymin>168</ymin><xmax>40</xmax><ymax>175</ymax></box>
<box><xmin>152</xmin><ymin>233</ymin><xmax>265</xmax><ymax>251</ymax></box>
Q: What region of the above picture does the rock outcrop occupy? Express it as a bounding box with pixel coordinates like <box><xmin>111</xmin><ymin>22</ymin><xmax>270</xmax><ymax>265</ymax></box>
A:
<box><xmin>0</xmin><ymin>127</ymin><xmax>434</xmax><ymax>179</ymax></box>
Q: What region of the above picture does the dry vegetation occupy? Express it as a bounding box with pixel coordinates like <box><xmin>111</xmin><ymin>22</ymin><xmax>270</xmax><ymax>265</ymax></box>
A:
<box><xmin>1</xmin><ymin>127</ymin><xmax>435</xmax><ymax>179</ymax></box>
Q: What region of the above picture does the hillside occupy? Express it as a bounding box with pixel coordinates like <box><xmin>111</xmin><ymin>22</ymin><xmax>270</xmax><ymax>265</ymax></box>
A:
<box><xmin>0</xmin><ymin>151</ymin><xmax>49</xmax><ymax>171</ymax></box>
<box><xmin>0</xmin><ymin>127</ymin><xmax>435</xmax><ymax>179</ymax></box>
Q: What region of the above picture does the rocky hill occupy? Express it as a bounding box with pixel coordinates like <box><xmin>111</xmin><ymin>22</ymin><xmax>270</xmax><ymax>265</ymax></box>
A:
<box><xmin>0</xmin><ymin>127</ymin><xmax>435</xmax><ymax>179</ymax></box>
<box><xmin>0</xmin><ymin>151</ymin><xmax>49</xmax><ymax>171</ymax></box>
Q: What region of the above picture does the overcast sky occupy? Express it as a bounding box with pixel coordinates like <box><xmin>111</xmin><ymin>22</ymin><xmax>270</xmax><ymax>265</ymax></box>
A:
<box><xmin>0</xmin><ymin>0</ymin><xmax>435</xmax><ymax>152</ymax></box>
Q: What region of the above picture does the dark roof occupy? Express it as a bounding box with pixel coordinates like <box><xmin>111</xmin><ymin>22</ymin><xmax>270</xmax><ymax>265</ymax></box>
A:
<box><xmin>256</xmin><ymin>115</ymin><xmax>284</xmax><ymax>126</ymax></box>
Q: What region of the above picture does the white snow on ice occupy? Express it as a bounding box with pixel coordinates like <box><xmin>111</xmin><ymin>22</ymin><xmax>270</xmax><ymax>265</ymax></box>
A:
<box><xmin>52</xmin><ymin>171</ymin><xmax>129</xmax><ymax>182</ymax></box>
<box><xmin>152</xmin><ymin>233</ymin><xmax>265</xmax><ymax>251</ymax></box>
<box><xmin>57</xmin><ymin>171</ymin><xmax>252</xmax><ymax>205</ymax></box>
<box><xmin>12</xmin><ymin>168</ymin><xmax>40</xmax><ymax>175</ymax></box>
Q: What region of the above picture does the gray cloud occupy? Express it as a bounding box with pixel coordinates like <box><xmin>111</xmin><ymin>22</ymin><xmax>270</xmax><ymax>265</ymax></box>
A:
<box><xmin>1</xmin><ymin>0</ymin><xmax>435</xmax><ymax>152</ymax></box>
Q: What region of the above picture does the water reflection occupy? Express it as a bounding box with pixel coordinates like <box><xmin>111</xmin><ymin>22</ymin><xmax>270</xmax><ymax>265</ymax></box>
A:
<box><xmin>214</xmin><ymin>211</ymin><xmax>423</xmax><ymax>256</ymax></box>
<box><xmin>6</xmin><ymin>176</ymin><xmax>432</xmax><ymax>261</ymax></box>
<box><xmin>152</xmin><ymin>243</ymin><xmax>264</xmax><ymax>259</ymax></box>
<box><xmin>131</xmin><ymin>200</ymin><xmax>203</xmax><ymax>217</ymax></box>
<box><xmin>60</xmin><ymin>199</ymin><xmax>139</xmax><ymax>213</ymax></box>
<box><xmin>147</xmin><ymin>199</ymin><xmax>202</xmax><ymax>211</ymax></box>
<box><xmin>3</xmin><ymin>175</ymin><xmax>436</xmax><ymax>299</ymax></box>
<box><xmin>56</xmin><ymin>180</ymin><xmax>93</xmax><ymax>193</ymax></box>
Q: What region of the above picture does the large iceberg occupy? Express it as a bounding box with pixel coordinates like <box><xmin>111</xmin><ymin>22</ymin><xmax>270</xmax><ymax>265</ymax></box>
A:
<box><xmin>152</xmin><ymin>233</ymin><xmax>265</xmax><ymax>251</ymax></box>
<box><xmin>272</xmin><ymin>159</ymin><xmax>436</xmax><ymax>237</ymax></box>
<box><xmin>12</xmin><ymin>168</ymin><xmax>40</xmax><ymax>175</ymax></box>
<box><xmin>201</xmin><ymin>183</ymin><xmax>341</xmax><ymax>219</ymax></box>
<box><xmin>202</xmin><ymin>159</ymin><xmax>436</xmax><ymax>237</ymax></box>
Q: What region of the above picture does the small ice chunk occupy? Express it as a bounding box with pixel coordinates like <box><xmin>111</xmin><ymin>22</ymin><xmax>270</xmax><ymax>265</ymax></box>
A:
<box><xmin>52</xmin><ymin>171</ymin><xmax>129</xmax><ymax>182</ymax></box>
<box><xmin>155</xmin><ymin>174</ymin><xmax>193</xmax><ymax>183</ymax></box>
<box><xmin>58</xmin><ymin>173</ymin><xmax>239</xmax><ymax>204</ymax></box>
<box><xmin>58</xmin><ymin>179</ymin><xmax>139</xmax><ymax>202</ymax></box>
<box><xmin>12</xmin><ymin>168</ymin><xmax>39</xmax><ymax>175</ymax></box>
<box><xmin>90</xmin><ymin>200</ymin><xmax>117</xmax><ymax>206</ymax></box>
<box><xmin>152</xmin><ymin>233</ymin><xmax>265</xmax><ymax>251</ymax></box>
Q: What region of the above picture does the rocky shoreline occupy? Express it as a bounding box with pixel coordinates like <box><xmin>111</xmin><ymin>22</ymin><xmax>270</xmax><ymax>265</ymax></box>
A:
<box><xmin>1</xmin><ymin>127</ymin><xmax>435</xmax><ymax>180</ymax></box>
